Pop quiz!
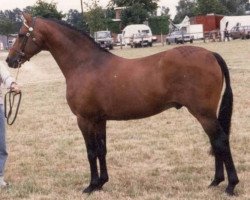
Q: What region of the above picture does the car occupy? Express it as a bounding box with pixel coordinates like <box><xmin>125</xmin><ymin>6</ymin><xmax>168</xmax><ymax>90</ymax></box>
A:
<box><xmin>94</xmin><ymin>31</ymin><xmax>114</xmax><ymax>50</ymax></box>
<box><xmin>130</xmin><ymin>32</ymin><xmax>153</xmax><ymax>48</ymax></box>
<box><xmin>166</xmin><ymin>31</ymin><xmax>193</xmax><ymax>45</ymax></box>
<box><xmin>229</xmin><ymin>26</ymin><xmax>250</xmax><ymax>39</ymax></box>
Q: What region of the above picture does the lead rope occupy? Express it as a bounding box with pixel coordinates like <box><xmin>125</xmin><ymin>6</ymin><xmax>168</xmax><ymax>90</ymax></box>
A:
<box><xmin>4</xmin><ymin>62</ymin><xmax>22</xmax><ymax>125</ymax></box>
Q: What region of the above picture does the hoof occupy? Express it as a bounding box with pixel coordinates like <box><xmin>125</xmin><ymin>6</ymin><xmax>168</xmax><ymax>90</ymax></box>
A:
<box><xmin>82</xmin><ymin>178</ymin><xmax>108</xmax><ymax>194</ymax></box>
<box><xmin>98</xmin><ymin>177</ymin><xmax>109</xmax><ymax>188</ymax></box>
<box><xmin>225</xmin><ymin>183</ymin><xmax>238</xmax><ymax>196</ymax></box>
<box><xmin>82</xmin><ymin>184</ymin><xmax>101</xmax><ymax>194</ymax></box>
<box><xmin>225</xmin><ymin>179</ymin><xmax>239</xmax><ymax>196</ymax></box>
<box><xmin>209</xmin><ymin>178</ymin><xmax>225</xmax><ymax>187</ymax></box>
<box><xmin>225</xmin><ymin>187</ymin><xmax>235</xmax><ymax>196</ymax></box>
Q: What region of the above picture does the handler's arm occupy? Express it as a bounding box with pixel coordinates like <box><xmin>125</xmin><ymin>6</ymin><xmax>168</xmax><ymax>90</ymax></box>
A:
<box><xmin>0</xmin><ymin>61</ymin><xmax>20</xmax><ymax>92</ymax></box>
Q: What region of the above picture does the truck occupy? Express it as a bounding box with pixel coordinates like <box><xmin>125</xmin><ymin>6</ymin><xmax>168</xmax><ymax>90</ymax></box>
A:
<box><xmin>187</xmin><ymin>24</ymin><xmax>204</xmax><ymax>39</ymax></box>
<box><xmin>94</xmin><ymin>31</ymin><xmax>114</xmax><ymax>50</ymax></box>
<box><xmin>121</xmin><ymin>24</ymin><xmax>153</xmax><ymax>47</ymax></box>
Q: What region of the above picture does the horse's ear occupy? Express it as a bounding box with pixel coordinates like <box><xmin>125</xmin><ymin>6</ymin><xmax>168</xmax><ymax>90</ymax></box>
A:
<box><xmin>22</xmin><ymin>12</ymin><xmax>32</xmax><ymax>23</ymax></box>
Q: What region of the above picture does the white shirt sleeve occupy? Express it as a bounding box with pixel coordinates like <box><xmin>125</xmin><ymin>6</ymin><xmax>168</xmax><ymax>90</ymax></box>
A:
<box><xmin>0</xmin><ymin>60</ymin><xmax>15</xmax><ymax>88</ymax></box>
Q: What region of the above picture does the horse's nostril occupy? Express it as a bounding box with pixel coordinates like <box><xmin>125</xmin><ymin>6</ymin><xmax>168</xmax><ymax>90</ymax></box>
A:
<box><xmin>6</xmin><ymin>57</ymin><xmax>10</xmax><ymax>64</ymax></box>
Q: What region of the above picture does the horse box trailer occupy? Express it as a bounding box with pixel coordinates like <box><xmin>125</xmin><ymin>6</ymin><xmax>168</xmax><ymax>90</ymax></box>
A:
<box><xmin>190</xmin><ymin>14</ymin><xmax>224</xmax><ymax>32</ymax></box>
<box><xmin>187</xmin><ymin>24</ymin><xmax>204</xmax><ymax>39</ymax></box>
<box><xmin>121</xmin><ymin>24</ymin><xmax>153</xmax><ymax>45</ymax></box>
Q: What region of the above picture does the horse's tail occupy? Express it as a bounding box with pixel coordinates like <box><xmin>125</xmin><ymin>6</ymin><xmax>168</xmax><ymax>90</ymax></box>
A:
<box><xmin>213</xmin><ymin>52</ymin><xmax>233</xmax><ymax>136</ymax></box>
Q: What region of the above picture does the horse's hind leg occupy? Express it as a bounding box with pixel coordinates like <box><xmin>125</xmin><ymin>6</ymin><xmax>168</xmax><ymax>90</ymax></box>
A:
<box><xmin>197</xmin><ymin>116</ymin><xmax>225</xmax><ymax>185</ymax></box>
<box><xmin>195</xmin><ymin>114</ymin><xmax>239</xmax><ymax>195</ymax></box>
<box><xmin>209</xmin><ymin>153</ymin><xmax>224</xmax><ymax>187</ymax></box>
<box><xmin>96</xmin><ymin>121</ymin><xmax>109</xmax><ymax>188</ymax></box>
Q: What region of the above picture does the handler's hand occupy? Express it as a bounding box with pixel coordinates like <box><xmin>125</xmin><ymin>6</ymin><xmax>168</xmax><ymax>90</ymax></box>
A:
<box><xmin>10</xmin><ymin>82</ymin><xmax>21</xmax><ymax>93</ymax></box>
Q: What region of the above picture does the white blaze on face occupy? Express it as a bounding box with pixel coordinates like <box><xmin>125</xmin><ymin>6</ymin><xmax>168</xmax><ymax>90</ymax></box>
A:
<box><xmin>21</xmin><ymin>14</ymin><xmax>31</xmax><ymax>30</ymax></box>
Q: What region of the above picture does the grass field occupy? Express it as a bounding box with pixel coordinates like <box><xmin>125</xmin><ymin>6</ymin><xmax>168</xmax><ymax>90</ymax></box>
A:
<box><xmin>0</xmin><ymin>40</ymin><xmax>249</xmax><ymax>200</ymax></box>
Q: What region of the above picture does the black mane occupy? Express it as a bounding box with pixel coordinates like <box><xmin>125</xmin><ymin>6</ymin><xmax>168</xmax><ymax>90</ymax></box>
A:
<box><xmin>45</xmin><ymin>18</ymin><xmax>110</xmax><ymax>53</ymax></box>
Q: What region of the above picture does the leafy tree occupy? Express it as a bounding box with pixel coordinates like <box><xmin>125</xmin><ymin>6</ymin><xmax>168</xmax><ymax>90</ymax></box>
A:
<box><xmin>110</xmin><ymin>0</ymin><xmax>159</xmax><ymax>14</ymax></box>
<box><xmin>0</xmin><ymin>17</ymin><xmax>13</xmax><ymax>35</ymax></box>
<box><xmin>109</xmin><ymin>0</ymin><xmax>159</xmax><ymax>28</ymax></box>
<box><xmin>120</xmin><ymin>3</ymin><xmax>149</xmax><ymax>27</ymax></box>
<box><xmin>31</xmin><ymin>0</ymin><xmax>65</xmax><ymax>19</ymax></box>
<box><xmin>0</xmin><ymin>8</ymin><xmax>22</xmax><ymax>35</ymax></box>
<box><xmin>174</xmin><ymin>0</ymin><xmax>196</xmax><ymax>23</ymax></box>
<box><xmin>194</xmin><ymin>0</ymin><xmax>248</xmax><ymax>15</ymax></box>
<box><xmin>7</xmin><ymin>8</ymin><xmax>23</xmax><ymax>32</ymax></box>
<box><xmin>106</xmin><ymin>18</ymin><xmax>120</xmax><ymax>33</ymax></box>
<box><xmin>160</xmin><ymin>6</ymin><xmax>170</xmax><ymax>17</ymax></box>
<box><xmin>148</xmin><ymin>16</ymin><xmax>169</xmax><ymax>34</ymax></box>
<box><xmin>174</xmin><ymin>0</ymin><xmax>248</xmax><ymax>23</ymax></box>
<box><xmin>66</xmin><ymin>9</ymin><xmax>88</xmax><ymax>31</ymax></box>
<box><xmin>219</xmin><ymin>0</ymin><xmax>248</xmax><ymax>15</ymax></box>
<box><xmin>194</xmin><ymin>0</ymin><xmax>226</xmax><ymax>15</ymax></box>
<box><xmin>84</xmin><ymin>0</ymin><xmax>107</xmax><ymax>35</ymax></box>
<box><xmin>23</xmin><ymin>6</ymin><xmax>33</xmax><ymax>14</ymax></box>
<box><xmin>105</xmin><ymin>8</ymin><xmax>120</xmax><ymax>33</ymax></box>
<box><xmin>106</xmin><ymin>7</ymin><xmax>116</xmax><ymax>19</ymax></box>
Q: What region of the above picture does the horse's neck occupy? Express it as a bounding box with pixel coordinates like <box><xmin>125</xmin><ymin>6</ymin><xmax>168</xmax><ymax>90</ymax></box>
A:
<box><xmin>42</xmin><ymin>21</ymin><xmax>108</xmax><ymax>78</ymax></box>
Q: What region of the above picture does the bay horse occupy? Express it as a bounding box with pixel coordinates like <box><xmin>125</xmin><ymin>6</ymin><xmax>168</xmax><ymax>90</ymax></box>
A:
<box><xmin>6</xmin><ymin>13</ymin><xmax>239</xmax><ymax>195</ymax></box>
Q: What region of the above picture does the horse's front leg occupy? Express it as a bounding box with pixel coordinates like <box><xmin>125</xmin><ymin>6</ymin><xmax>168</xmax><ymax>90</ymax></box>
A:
<box><xmin>77</xmin><ymin>117</ymin><xmax>108</xmax><ymax>193</ymax></box>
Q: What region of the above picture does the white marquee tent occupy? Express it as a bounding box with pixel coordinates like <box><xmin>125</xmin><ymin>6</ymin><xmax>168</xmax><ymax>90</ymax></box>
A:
<box><xmin>220</xmin><ymin>15</ymin><xmax>250</xmax><ymax>37</ymax></box>
<box><xmin>170</xmin><ymin>16</ymin><xmax>204</xmax><ymax>39</ymax></box>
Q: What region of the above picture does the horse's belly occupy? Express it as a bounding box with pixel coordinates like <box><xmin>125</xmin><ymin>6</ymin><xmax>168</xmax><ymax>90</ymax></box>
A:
<box><xmin>104</xmin><ymin>100</ymin><xmax>177</xmax><ymax>120</ymax></box>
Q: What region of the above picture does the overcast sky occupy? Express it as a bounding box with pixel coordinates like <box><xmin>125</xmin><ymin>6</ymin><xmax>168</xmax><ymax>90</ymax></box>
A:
<box><xmin>0</xmin><ymin>0</ymin><xmax>179</xmax><ymax>18</ymax></box>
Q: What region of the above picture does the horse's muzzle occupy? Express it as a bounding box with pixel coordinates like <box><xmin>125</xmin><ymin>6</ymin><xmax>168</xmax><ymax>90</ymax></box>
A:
<box><xmin>6</xmin><ymin>56</ymin><xmax>21</xmax><ymax>68</ymax></box>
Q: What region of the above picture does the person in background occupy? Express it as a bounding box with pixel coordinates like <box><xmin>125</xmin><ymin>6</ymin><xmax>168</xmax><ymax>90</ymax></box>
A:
<box><xmin>0</xmin><ymin>60</ymin><xmax>20</xmax><ymax>187</ymax></box>
<box><xmin>224</xmin><ymin>28</ymin><xmax>230</xmax><ymax>41</ymax></box>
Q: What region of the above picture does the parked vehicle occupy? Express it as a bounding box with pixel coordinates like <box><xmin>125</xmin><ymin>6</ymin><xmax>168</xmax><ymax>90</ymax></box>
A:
<box><xmin>94</xmin><ymin>31</ymin><xmax>114</xmax><ymax>50</ymax></box>
<box><xmin>122</xmin><ymin>24</ymin><xmax>153</xmax><ymax>46</ymax></box>
<box><xmin>187</xmin><ymin>24</ymin><xmax>204</xmax><ymax>39</ymax></box>
<box><xmin>229</xmin><ymin>25</ymin><xmax>250</xmax><ymax>39</ymax></box>
<box><xmin>130</xmin><ymin>33</ymin><xmax>153</xmax><ymax>48</ymax></box>
<box><xmin>166</xmin><ymin>31</ymin><xmax>194</xmax><ymax>44</ymax></box>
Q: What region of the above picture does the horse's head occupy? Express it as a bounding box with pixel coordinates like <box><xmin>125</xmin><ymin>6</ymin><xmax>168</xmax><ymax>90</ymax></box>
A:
<box><xmin>6</xmin><ymin>13</ymin><xmax>43</xmax><ymax>68</ymax></box>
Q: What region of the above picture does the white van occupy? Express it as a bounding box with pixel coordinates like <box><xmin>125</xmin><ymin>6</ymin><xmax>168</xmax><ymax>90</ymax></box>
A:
<box><xmin>121</xmin><ymin>24</ymin><xmax>153</xmax><ymax>47</ymax></box>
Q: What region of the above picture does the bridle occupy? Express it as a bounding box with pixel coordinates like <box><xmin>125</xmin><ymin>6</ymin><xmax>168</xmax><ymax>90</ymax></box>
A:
<box><xmin>12</xmin><ymin>17</ymin><xmax>37</xmax><ymax>63</ymax></box>
<box><xmin>4</xmin><ymin>17</ymin><xmax>37</xmax><ymax>125</ymax></box>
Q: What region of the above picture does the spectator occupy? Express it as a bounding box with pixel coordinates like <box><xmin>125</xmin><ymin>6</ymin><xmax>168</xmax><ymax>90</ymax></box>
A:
<box><xmin>0</xmin><ymin>60</ymin><xmax>20</xmax><ymax>187</ymax></box>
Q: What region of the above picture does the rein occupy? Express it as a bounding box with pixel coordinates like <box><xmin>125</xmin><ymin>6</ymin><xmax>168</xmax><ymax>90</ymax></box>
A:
<box><xmin>4</xmin><ymin>90</ymin><xmax>22</xmax><ymax>125</ymax></box>
<box><xmin>4</xmin><ymin>61</ymin><xmax>22</xmax><ymax>125</ymax></box>
<box><xmin>4</xmin><ymin>16</ymin><xmax>37</xmax><ymax>125</ymax></box>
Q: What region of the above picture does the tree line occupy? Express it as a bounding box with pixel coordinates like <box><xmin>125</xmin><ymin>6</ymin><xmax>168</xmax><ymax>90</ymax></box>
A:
<box><xmin>0</xmin><ymin>0</ymin><xmax>168</xmax><ymax>36</ymax></box>
<box><xmin>174</xmin><ymin>0</ymin><xmax>249</xmax><ymax>23</ymax></box>
<box><xmin>0</xmin><ymin>0</ymin><xmax>249</xmax><ymax>37</ymax></box>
